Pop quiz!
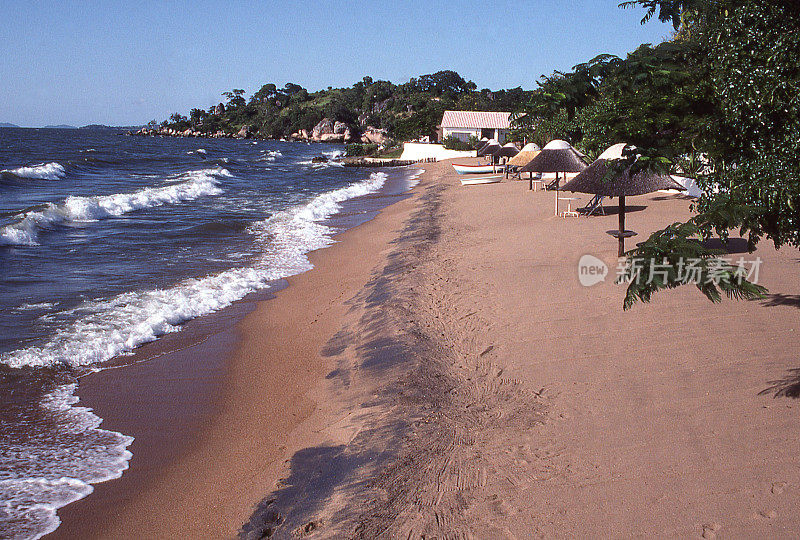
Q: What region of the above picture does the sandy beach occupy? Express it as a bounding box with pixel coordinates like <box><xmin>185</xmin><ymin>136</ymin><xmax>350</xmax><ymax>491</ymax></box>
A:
<box><xmin>55</xmin><ymin>159</ymin><xmax>800</xmax><ymax>538</ymax></box>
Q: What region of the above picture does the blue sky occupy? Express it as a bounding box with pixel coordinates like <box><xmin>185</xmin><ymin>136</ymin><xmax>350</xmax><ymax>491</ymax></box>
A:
<box><xmin>0</xmin><ymin>1</ymin><xmax>670</xmax><ymax>127</ymax></box>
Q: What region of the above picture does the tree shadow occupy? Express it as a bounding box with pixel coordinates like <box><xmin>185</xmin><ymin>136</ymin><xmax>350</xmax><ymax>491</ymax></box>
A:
<box><xmin>760</xmin><ymin>368</ymin><xmax>800</xmax><ymax>399</ymax></box>
<box><xmin>602</xmin><ymin>204</ymin><xmax>648</xmax><ymax>216</ymax></box>
<box><xmin>702</xmin><ymin>237</ymin><xmax>752</xmax><ymax>254</ymax></box>
<box><xmin>761</xmin><ymin>294</ymin><xmax>800</xmax><ymax>309</ymax></box>
<box><xmin>650</xmin><ymin>194</ymin><xmax>696</xmax><ymax>201</ymax></box>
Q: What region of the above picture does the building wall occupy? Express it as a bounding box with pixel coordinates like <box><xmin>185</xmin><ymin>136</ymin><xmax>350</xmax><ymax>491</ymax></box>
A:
<box><xmin>399</xmin><ymin>143</ymin><xmax>476</xmax><ymax>161</ymax></box>
<box><xmin>441</xmin><ymin>127</ymin><xmax>510</xmax><ymax>144</ymax></box>
<box><xmin>442</xmin><ymin>127</ymin><xmax>480</xmax><ymax>142</ymax></box>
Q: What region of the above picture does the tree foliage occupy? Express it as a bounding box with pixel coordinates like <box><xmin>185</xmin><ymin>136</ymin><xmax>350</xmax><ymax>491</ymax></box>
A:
<box><xmin>163</xmin><ymin>71</ymin><xmax>535</xmax><ymax>142</ymax></box>
<box><xmin>513</xmin><ymin>0</ymin><xmax>798</xmax><ymax>309</ymax></box>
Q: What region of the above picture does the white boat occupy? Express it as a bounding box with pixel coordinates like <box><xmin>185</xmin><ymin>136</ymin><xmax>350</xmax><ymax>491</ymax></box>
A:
<box><xmin>452</xmin><ymin>163</ymin><xmax>497</xmax><ymax>174</ymax></box>
<box><xmin>460</xmin><ymin>176</ymin><xmax>502</xmax><ymax>186</ymax></box>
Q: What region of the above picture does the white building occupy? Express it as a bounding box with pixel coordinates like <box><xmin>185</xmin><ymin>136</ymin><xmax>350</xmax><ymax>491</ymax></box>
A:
<box><xmin>439</xmin><ymin>110</ymin><xmax>512</xmax><ymax>144</ymax></box>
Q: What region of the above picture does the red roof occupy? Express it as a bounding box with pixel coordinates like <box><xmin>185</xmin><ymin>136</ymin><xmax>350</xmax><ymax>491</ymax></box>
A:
<box><xmin>441</xmin><ymin>110</ymin><xmax>511</xmax><ymax>129</ymax></box>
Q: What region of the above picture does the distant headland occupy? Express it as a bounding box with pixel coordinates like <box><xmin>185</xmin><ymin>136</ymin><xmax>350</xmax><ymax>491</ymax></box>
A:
<box><xmin>133</xmin><ymin>70</ymin><xmax>532</xmax><ymax>149</ymax></box>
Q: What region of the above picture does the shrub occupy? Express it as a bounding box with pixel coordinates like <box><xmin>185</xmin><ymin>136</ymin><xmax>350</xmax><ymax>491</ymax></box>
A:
<box><xmin>442</xmin><ymin>135</ymin><xmax>477</xmax><ymax>151</ymax></box>
<box><xmin>345</xmin><ymin>143</ymin><xmax>379</xmax><ymax>157</ymax></box>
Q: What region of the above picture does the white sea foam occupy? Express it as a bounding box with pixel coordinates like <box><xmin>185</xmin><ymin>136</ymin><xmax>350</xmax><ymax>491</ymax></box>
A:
<box><xmin>323</xmin><ymin>149</ymin><xmax>346</xmax><ymax>160</ymax></box>
<box><xmin>0</xmin><ymin>172</ymin><xmax>387</xmax><ymax>369</ymax></box>
<box><xmin>1</xmin><ymin>162</ymin><xmax>66</xmax><ymax>180</ymax></box>
<box><xmin>407</xmin><ymin>169</ymin><xmax>423</xmax><ymax>188</ymax></box>
<box><xmin>298</xmin><ymin>149</ymin><xmax>346</xmax><ymax>168</ymax></box>
<box><xmin>0</xmin><ymin>384</ymin><xmax>133</xmax><ymax>539</ymax></box>
<box><xmin>15</xmin><ymin>302</ymin><xmax>56</xmax><ymax>311</ymax></box>
<box><xmin>257</xmin><ymin>150</ymin><xmax>282</xmax><ymax>162</ymax></box>
<box><xmin>0</xmin><ymin>167</ymin><xmax>229</xmax><ymax>246</ymax></box>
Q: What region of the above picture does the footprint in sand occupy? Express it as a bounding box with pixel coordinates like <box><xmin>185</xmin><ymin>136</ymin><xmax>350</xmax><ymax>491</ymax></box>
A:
<box><xmin>701</xmin><ymin>522</ymin><xmax>721</xmax><ymax>539</ymax></box>
<box><xmin>754</xmin><ymin>509</ymin><xmax>777</xmax><ymax>520</ymax></box>
<box><xmin>771</xmin><ymin>481</ymin><xmax>787</xmax><ymax>495</ymax></box>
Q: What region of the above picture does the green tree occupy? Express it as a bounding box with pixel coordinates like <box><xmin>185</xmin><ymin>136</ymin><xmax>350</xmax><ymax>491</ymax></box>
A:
<box><xmin>222</xmin><ymin>89</ymin><xmax>246</xmax><ymax>109</ymax></box>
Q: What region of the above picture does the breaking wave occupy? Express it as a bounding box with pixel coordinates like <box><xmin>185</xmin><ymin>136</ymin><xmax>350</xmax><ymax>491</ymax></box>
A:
<box><xmin>0</xmin><ymin>167</ymin><xmax>230</xmax><ymax>246</ymax></box>
<box><xmin>0</xmin><ymin>172</ymin><xmax>387</xmax><ymax>369</ymax></box>
<box><xmin>1</xmin><ymin>162</ymin><xmax>66</xmax><ymax>181</ymax></box>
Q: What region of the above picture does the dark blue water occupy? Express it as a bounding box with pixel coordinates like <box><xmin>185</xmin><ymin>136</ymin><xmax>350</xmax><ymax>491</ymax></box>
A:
<box><xmin>0</xmin><ymin>128</ymin><xmax>420</xmax><ymax>539</ymax></box>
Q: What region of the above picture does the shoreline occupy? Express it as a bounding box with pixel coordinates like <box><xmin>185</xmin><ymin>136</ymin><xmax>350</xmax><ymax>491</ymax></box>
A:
<box><xmin>51</xmin><ymin>166</ymin><xmax>431</xmax><ymax>538</ymax></box>
<box><xmin>51</xmin><ymin>158</ymin><xmax>800</xmax><ymax>538</ymax></box>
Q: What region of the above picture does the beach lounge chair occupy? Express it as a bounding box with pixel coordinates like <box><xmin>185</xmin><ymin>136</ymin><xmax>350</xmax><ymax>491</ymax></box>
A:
<box><xmin>543</xmin><ymin>176</ymin><xmax>561</xmax><ymax>191</ymax></box>
<box><xmin>578</xmin><ymin>194</ymin><xmax>605</xmax><ymax>216</ymax></box>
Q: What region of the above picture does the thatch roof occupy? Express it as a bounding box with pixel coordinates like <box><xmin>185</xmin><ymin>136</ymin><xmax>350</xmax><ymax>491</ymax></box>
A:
<box><xmin>496</xmin><ymin>142</ymin><xmax>520</xmax><ymax>158</ymax></box>
<box><xmin>507</xmin><ymin>149</ymin><xmax>540</xmax><ymax>167</ymax></box>
<box><xmin>477</xmin><ymin>139</ymin><xmax>500</xmax><ymax>156</ymax></box>
<box><xmin>560</xmin><ymin>158</ymin><xmax>686</xmax><ymax>196</ymax></box>
<box><xmin>519</xmin><ymin>147</ymin><xmax>588</xmax><ymax>173</ymax></box>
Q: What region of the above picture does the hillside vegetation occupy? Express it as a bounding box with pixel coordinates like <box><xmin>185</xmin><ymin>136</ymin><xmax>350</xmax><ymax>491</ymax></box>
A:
<box><xmin>158</xmin><ymin>71</ymin><xmax>533</xmax><ymax>143</ymax></box>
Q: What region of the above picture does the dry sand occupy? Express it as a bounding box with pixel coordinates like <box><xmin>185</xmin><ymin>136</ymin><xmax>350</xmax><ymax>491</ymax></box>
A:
<box><xmin>55</xmin><ymin>160</ymin><xmax>800</xmax><ymax>538</ymax></box>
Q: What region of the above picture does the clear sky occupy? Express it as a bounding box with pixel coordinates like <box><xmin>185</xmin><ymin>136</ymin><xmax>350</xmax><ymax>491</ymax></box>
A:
<box><xmin>0</xmin><ymin>1</ymin><xmax>670</xmax><ymax>127</ymax></box>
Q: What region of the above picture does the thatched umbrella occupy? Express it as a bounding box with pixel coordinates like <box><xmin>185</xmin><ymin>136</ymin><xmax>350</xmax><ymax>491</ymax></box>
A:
<box><xmin>496</xmin><ymin>143</ymin><xmax>519</xmax><ymax>178</ymax></box>
<box><xmin>496</xmin><ymin>142</ymin><xmax>520</xmax><ymax>158</ymax></box>
<box><xmin>477</xmin><ymin>139</ymin><xmax>500</xmax><ymax>157</ymax></box>
<box><xmin>508</xmin><ymin>143</ymin><xmax>541</xmax><ymax>184</ymax></box>
<box><xmin>507</xmin><ymin>143</ymin><xmax>540</xmax><ymax>168</ymax></box>
<box><xmin>519</xmin><ymin>139</ymin><xmax>588</xmax><ymax>212</ymax></box>
<box><xmin>560</xmin><ymin>143</ymin><xmax>686</xmax><ymax>256</ymax></box>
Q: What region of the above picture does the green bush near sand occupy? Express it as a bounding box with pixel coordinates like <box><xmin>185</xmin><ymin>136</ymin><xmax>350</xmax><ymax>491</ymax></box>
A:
<box><xmin>442</xmin><ymin>135</ymin><xmax>478</xmax><ymax>151</ymax></box>
<box><xmin>345</xmin><ymin>143</ymin><xmax>379</xmax><ymax>157</ymax></box>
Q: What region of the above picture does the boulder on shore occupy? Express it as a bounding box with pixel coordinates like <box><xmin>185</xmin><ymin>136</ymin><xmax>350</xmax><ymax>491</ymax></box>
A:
<box><xmin>361</xmin><ymin>126</ymin><xmax>390</xmax><ymax>145</ymax></box>
<box><xmin>320</xmin><ymin>133</ymin><xmax>345</xmax><ymax>142</ymax></box>
<box><xmin>312</xmin><ymin>118</ymin><xmax>335</xmax><ymax>140</ymax></box>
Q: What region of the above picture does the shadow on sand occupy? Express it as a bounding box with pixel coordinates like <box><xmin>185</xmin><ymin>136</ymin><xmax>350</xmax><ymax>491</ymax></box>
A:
<box><xmin>702</xmin><ymin>237</ymin><xmax>752</xmax><ymax>254</ymax></box>
<box><xmin>761</xmin><ymin>293</ymin><xmax>800</xmax><ymax>309</ymax></box>
<box><xmin>760</xmin><ymin>368</ymin><xmax>800</xmax><ymax>399</ymax></box>
<box><xmin>598</xmin><ymin>204</ymin><xmax>648</xmax><ymax>216</ymax></box>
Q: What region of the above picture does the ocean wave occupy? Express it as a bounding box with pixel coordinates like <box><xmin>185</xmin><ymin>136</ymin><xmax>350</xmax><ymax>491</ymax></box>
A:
<box><xmin>14</xmin><ymin>302</ymin><xmax>57</xmax><ymax>312</ymax></box>
<box><xmin>0</xmin><ymin>162</ymin><xmax>66</xmax><ymax>181</ymax></box>
<box><xmin>322</xmin><ymin>149</ymin><xmax>346</xmax><ymax>160</ymax></box>
<box><xmin>0</xmin><ymin>384</ymin><xmax>133</xmax><ymax>539</ymax></box>
<box><xmin>297</xmin><ymin>149</ymin><xmax>345</xmax><ymax>168</ymax></box>
<box><xmin>0</xmin><ymin>172</ymin><xmax>387</xmax><ymax>369</ymax></box>
<box><xmin>407</xmin><ymin>169</ymin><xmax>423</xmax><ymax>188</ymax></box>
<box><xmin>257</xmin><ymin>150</ymin><xmax>282</xmax><ymax>162</ymax></box>
<box><xmin>297</xmin><ymin>159</ymin><xmax>345</xmax><ymax>169</ymax></box>
<box><xmin>0</xmin><ymin>167</ymin><xmax>230</xmax><ymax>246</ymax></box>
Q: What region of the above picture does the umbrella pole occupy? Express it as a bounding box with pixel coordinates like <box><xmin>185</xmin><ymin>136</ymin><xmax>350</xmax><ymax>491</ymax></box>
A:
<box><xmin>554</xmin><ymin>172</ymin><xmax>561</xmax><ymax>216</ymax></box>
<box><xmin>618</xmin><ymin>195</ymin><xmax>626</xmax><ymax>257</ymax></box>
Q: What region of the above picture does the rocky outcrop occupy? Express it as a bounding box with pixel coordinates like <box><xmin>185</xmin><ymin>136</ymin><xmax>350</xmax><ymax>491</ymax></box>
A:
<box><xmin>312</xmin><ymin>119</ymin><xmax>335</xmax><ymax>140</ymax></box>
<box><xmin>289</xmin><ymin>118</ymin><xmax>358</xmax><ymax>142</ymax></box>
<box><xmin>236</xmin><ymin>125</ymin><xmax>251</xmax><ymax>139</ymax></box>
<box><xmin>320</xmin><ymin>133</ymin><xmax>345</xmax><ymax>142</ymax></box>
<box><xmin>361</xmin><ymin>126</ymin><xmax>390</xmax><ymax>145</ymax></box>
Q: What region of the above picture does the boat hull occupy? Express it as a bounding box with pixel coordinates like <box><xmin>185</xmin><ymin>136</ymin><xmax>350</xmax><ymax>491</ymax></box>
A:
<box><xmin>460</xmin><ymin>176</ymin><xmax>502</xmax><ymax>186</ymax></box>
<box><xmin>452</xmin><ymin>164</ymin><xmax>496</xmax><ymax>174</ymax></box>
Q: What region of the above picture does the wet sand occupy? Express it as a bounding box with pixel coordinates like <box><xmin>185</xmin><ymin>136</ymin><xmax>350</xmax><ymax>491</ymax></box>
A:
<box><xmin>55</xmin><ymin>160</ymin><xmax>800</xmax><ymax>538</ymax></box>
<box><xmin>52</xmin><ymin>170</ymin><xmax>425</xmax><ymax>538</ymax></box>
